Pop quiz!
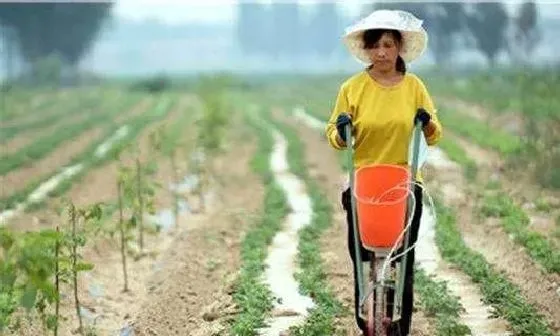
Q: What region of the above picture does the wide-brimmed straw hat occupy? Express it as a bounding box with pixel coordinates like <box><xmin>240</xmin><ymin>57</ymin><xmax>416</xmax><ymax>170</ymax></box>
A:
<box><xmin>343</xmin><ymin>9</ymin><xmax>428</xmax><ymax>65</ymax></box>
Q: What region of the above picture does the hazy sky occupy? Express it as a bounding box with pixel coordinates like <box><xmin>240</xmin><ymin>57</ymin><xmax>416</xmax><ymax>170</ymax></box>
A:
<box><xmin>114</xmin><ymin>1</ymin><xmax>374</xmax><ymax>24</ymax></box>
<box><xmin>113</xmin><ymin>0</ymin><xmax>560</xmax><ymax>24</ymax></box>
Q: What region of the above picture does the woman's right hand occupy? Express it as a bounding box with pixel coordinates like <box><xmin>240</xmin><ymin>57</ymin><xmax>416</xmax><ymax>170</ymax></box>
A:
<box><xmin>336</xmin><ymin>113</ymin><xmax>352</xmax><ymax>144</ymax></box>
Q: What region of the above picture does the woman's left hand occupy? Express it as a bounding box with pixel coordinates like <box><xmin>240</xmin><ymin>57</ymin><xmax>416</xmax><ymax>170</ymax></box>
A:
<box><xmin>415</xmin><ymin>108</ymin><xmax>431</xmax><ymax>127</ymax></box>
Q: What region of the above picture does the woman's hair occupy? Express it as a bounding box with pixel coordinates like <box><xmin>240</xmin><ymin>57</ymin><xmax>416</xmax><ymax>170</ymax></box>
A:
<box><xmin>362</xmin><ymin>29</ymin><xmax>406</xmax><ymax>73</ymax></box>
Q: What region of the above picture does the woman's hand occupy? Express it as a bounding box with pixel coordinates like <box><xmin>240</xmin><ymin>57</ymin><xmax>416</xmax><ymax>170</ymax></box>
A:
<box><xmin>336</xmin><ymin>113</ymin><xmax>352</xmax><ymax>144</ymax></box>
<box><xmin>415</xmin><ymin>108</ymin><xmax>436</xmax><ymax>137</ymax></box>
<box><xmin>415</xmin><ymin>108</ymin><xmax>431</xmax><ymax>127</ymax></box>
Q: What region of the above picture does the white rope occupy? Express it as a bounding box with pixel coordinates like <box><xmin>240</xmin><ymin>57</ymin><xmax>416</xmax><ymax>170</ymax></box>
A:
<box><xmin>353</xmin><ymin>180</ymin><xmax>438</xmax><ymax>284</ymax></box>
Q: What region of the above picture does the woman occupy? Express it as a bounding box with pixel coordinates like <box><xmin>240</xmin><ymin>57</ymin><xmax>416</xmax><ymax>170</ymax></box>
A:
<box><xmin>325</xmin><ymin>9</ymin><xmax>443</xmax><ymax>335</ymax></box>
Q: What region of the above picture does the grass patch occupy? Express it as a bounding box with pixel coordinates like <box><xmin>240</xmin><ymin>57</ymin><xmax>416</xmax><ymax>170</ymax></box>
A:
<box><xmin>534</xmin><ymin>198</ymin><xmax>552</xmax><ymax>213</ymax></box>
<box><xmin>438</xmin><ymin>106</ymin><xmax>522</xmax><ymax>156</ymax></box>
<box><xmin>227</xmin><ymin>110</ymin><xmax>288</xmax><ymax>335</ymax></box>
<box><xmin>438</xmin><ymin>138</ymin><xmax>478</xmax><ymax>181</ymax></box>
<box><xmin>478</xmin><ymin>190</ymin><xmax>560</xmax><ymax>274</ymax></box>
<box><xmin>429</xmin><ymin>69</ymin><xmax>560</xmax><ymax>120</ymax></box>
<box><xmin>414</xmin><ymin>268</ymin><xmax>471</xmax><ymax>336</ymax></box>
<box><xmin>434</xmin><ymin>194</ymin><xmax>555</xmax><ymax>336</ymax></box>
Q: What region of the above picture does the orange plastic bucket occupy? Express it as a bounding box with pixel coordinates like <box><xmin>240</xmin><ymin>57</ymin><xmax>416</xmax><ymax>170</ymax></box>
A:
<box><xmin>353</xmin><ymin>164</ymin><xmax>411</xmax><ymax>250</ymax></box>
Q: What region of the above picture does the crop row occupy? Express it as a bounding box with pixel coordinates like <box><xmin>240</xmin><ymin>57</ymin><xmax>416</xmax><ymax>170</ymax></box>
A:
<box><xmin>0</xmin><ymin>82</ymin><xmax>232</xmax><ymax>335</ymax></box>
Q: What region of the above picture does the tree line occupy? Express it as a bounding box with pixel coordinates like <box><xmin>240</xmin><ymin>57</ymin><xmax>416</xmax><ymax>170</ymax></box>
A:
<box><xmin>0</xmin><ymin>2</ymin><xmax>113</xmax><ymax>83</ymax></box>
<box><xmin>236</xmin><ymin>1</ymin><xmax>541</xmax><ymax>67</ymax></box>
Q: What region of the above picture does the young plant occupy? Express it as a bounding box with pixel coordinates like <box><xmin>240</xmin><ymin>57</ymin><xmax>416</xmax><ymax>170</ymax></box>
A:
<box><xmin>58</xmin><ymin>201</ymin><xmax>101</xmax><ymax>335</ymax></box>
<box><xmin>150</xmin><ymin>125</ymin><xmax>182</xmax><ymax>226</ymax></box>
<box><xmin>54</xmin><ymin>225</ymin><xmax>60</xmax><ymax>336</ymax></box>
<box><xmin>117</xmin><ymin>143</ymin><xmax>158</xmax><ymax>255</ymax></box>
<box><xmin>135</xmin><ymin>157</ymin><xmax>145</xmax><ymax>250</ymax></box>
<box><xmin>115</xmin><ymin>165</ymin><xmax>142</xmax><ymax>291</ymax></box>
<box><xmin>117</xmin><ymin>175</ymin><xmax>129</xmax><ymax>293</ymax></box>
<box><xmin>192</xmin><ymin>78</ymin><xmax>230</xmax><ymax>212</ymax></box>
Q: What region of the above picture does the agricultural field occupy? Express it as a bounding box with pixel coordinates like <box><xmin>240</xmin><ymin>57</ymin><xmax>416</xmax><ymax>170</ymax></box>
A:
<box><xmin>0</xmin><ymin>68</ymin><xmax>559</xmax><ymax>336</ymax></box>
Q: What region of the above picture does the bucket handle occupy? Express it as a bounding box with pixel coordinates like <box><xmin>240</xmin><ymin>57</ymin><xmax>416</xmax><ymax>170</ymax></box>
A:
<box><xmin>353</xmin><ymin>182</ymin><xmax>412</xmax><ymax>206</ymax></box>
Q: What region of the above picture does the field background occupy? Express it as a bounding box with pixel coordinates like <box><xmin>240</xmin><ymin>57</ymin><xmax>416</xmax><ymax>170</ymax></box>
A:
<box><xmin>1</xmin><ymin>2</ymin><xmax>559</xmax><ymax>336</ymax></box>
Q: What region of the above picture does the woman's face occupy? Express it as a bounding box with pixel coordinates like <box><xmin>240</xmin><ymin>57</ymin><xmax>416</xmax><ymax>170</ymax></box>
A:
<box><xmin>366</xmin><ymin>32</ymin><xmax>401</xmax><ymax>73</ymax></box>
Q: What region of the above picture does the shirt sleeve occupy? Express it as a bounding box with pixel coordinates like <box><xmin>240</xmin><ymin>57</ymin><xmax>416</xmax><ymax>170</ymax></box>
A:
<box><xmin>325</xmin><ymin>84</ymin><xmax>351</xmax><ymax>150</ymax></box>
<box><xmin>416</xmin><ymin>77</ymin><xmax>443</xmax><ymax>145</ymax></box>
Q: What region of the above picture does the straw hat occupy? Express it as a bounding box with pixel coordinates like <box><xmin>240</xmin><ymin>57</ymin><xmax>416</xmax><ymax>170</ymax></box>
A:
<box><xmin>343</xmin><ymin>9</ymin><xmax>428</xmax><ymax>65</ymax></box>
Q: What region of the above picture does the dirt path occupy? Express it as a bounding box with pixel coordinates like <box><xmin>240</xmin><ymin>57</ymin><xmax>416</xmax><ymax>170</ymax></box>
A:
<box><xmin>129</xmin><ymin>117</ymin><xmax>264</xmax><ymax>336</ymax></box>
<box><xmin>0</xmin><ymin>99</ymin><xmax>150</xmax><ymax>203</ymax></box>
<box><xmin>283</xmin><ymin>111</ymin><xmax>435</xmax><ymax>335</ymax></box>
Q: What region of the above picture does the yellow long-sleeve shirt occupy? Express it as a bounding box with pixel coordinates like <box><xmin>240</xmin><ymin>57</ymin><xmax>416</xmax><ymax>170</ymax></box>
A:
<box><xmin>326</xmin><ymin>71</ymin><xmax>443</xmax><ymax>180</ymax></box>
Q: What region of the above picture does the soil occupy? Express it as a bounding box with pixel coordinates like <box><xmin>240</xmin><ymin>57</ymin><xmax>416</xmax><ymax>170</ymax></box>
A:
<box><xmin>0</xmin><ymin>126</ymin><xmax>105</xmax><ymax>200</ymax></box>
<box><xmin>0</xmin><ymin>99</ymin><xmax>152</xmax><ymax>213</ymax></box>
<box><xmin>113</xmin><ymin>97</ymin><xmax>153</xmax><ymax>124</ymax></box>
<box><xmin>5</xmin><ymin>95</ymin><xmax>262</xmax><ymax>336</ymax></box>
<box><xmin>440</xmin><ymin>134</ymin><xmax>560</xmax><ymax>333</ymax></box>
<box><xmin>436</xmin><ymin>96</ymin><xmax>526</xmax><ymax>136</ymax></box>
<box><xmin>4</xmin><ymin>97</ymin><xmax>170</xmax><ymax>233</ymax></box>
<box><xmin>0</xmin><ymin>113</ymin><xmax>89</xmax><ymax>155</ymax></box>
<box><xmin>450</xmin><ymin>130</ymin><xmax>560</xmax><ymax>246</ymax></box>
<box><xmin>422</xmin><ymin>159</ymin><xmax>513</xmax><ymax>335</ymax></box>
<box><xmin>129</xmin><ymin>112</ymin><xmax>264</xmax><ymax>336</ymax></box>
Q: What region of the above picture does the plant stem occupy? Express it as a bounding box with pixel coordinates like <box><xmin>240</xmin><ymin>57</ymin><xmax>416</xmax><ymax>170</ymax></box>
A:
<box><xmin>70</xmin><ymin>204</ymin><xmax>83</xmax><ymax>335</ymax></box>
<box><xmin>170</xmin><ymin>150</ymin><xmax>179</xmax><ymax>227</ymax></box>
<box><xmin>118</xmin><ymin>180</ymin><xmax>129</xmax><ymax>292</ymax></box>
<box><xmin>55</xmin><ymin>225</ymin><xmax>60</xmax><ymax>336</ymax></box>
<box><xmin>135</xmin><ymin>158</ymin><xmax>144</xmax><ymax>251</ymax></box>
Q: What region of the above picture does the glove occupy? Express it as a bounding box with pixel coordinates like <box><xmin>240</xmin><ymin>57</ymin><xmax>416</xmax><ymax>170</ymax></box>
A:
<box><xmin>415</xmin><ymin>108</ymin><xmax>431</xmax><ymax>128</ymax></box>
<box><xmin>336</xmin><ymin>113</ymin><xmax>352</xmax><ymax>142</ymax></box>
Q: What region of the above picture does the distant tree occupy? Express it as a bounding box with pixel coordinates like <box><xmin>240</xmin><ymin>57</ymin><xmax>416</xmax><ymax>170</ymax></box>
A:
<box><xmin>0</xmin><ymin>2</ymin><xmax>113</xmax><ymax>71</ymax></box>
<box><xmin>306</xmin><ymin>3</ymin><xmax>340</xmax><ymax>57</ymax></box>
<box><xmin>270</xmin><ymin>3</ymin><xmax>302</xmax><ymax>59</ymax></box>
<box><xmin>55</xmin><ymin>3</ymin><xmax>113</xmax><ymax>68</ymax></box>
<box><xmin>364</xmin><ymin>2</ymin><xmax>430</xmax><ymax>22</ymax></box>
<box><xmin>465</xmin><ymin>2</ymin><xmax>510</xmax><ymax>67</ymax></box>
<box><xmin>428</xmin><ymin>3</ymin><xmax>467</xmax><ymax>67</ymax></box>
<box><xmin>513</xmin><ymin>1</ymin><xmax>540</xmax><ymax>63</ymax></box>
<box><xmin>237</xmin><ymin>2</ymin><xmax>267</xmax><ymax>55</ymax></box>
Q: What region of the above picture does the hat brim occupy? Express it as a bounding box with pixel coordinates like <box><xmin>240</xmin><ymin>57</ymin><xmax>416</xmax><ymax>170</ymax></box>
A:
<box><xmin>343</xmin><ymin>24</ymin><xmax>428</xmax><ymax>65</ymax></box>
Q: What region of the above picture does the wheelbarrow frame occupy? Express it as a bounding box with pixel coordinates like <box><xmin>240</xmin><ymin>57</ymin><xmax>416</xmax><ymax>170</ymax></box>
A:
<box><xmin>344</xmin><ymin>111</ymin><xmax>425</xmax><ymax>336</ymax></box>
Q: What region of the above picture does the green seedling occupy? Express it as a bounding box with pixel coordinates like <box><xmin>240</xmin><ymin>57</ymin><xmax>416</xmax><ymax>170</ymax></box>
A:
<box><xmin>116</xmin><ymin>176</ymin><xmax>130</xmax><ymax>293</ymax></box>
<box><xmin>64</xmin><ymin>202</ymin><xmax>101</xmax><ymax>335</ymax></box>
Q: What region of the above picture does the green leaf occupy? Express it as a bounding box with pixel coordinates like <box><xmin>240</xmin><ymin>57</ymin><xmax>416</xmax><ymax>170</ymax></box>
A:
<box><xmin>127</xmin><ymin>216</ymin><xmax>137</xmax><ymax>229</ymax></box>
<box><xmin>46</xmin><ymin>315</ymin><xmax>58</xmax><ymax>330</ymax></box>
<box><xmin>85</xmin><ymin>203</ymin><xmax>103</xmax><ymax>220</ymax></box>
<box><xmin>20</xmin><ymin>287</ymin><xmax>37</xmax><ymax>311</ymax></box>
<box><xmin>76</xmin><ymin>262</ymin><xmax>94</xmax><ymax>272</ymax></box>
